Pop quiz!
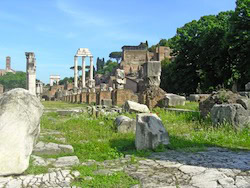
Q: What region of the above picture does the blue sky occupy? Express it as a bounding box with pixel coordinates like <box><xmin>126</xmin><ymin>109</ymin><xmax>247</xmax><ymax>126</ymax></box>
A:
<box><xmin>0</xmin><ymin>0</ymin><xmax>236</xmax><ymax>84</ymax></box>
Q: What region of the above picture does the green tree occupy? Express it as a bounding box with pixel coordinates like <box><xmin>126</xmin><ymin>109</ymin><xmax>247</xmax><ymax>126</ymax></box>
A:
<box><xmin>0</xmin><ymin>72</ymin><xmax>26</xmax><ymax>90</ymax></box>
<box><xmin>59</xmin><ymin>77</ymin><xmax>74</xmax><ymax>85</ymax></box>
<box><xmin>226</xmin><ymin>0</ymin><xmax>250</xmax><ymax>90</ymax></box>
<box><xmin>160</xmin><ymin>11</ymin><xmax>234</xmax><ymax>94</ymax></box>
<box><xmin>109</xmin><ymin>52</ymin><xmax>122</xmax><ymax>63</ymax></box>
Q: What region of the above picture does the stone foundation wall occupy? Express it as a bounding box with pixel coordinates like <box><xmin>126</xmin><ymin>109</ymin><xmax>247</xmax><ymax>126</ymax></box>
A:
<box><xmin>113</xmin><ymin>89</ymin><xmax>138</xmax><ymax>106</ymax></box>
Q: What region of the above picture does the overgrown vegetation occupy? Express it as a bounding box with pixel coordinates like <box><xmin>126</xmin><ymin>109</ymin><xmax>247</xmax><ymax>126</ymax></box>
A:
<box><xmin>37</xmin><ymin>101</ymin><xmax>250</xmax><ymax>187</ymax></box>
<box><xmin>96</xmin><ymin>60</ymin><xmax>118</xmax><ymax>75</ymax></box>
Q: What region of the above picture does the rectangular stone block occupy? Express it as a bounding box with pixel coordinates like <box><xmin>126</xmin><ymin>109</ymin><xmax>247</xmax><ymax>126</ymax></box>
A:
<box><xmin>96</xmin><ymin>91</ymin><xmax>112</xmax><ymax>105</ymax></box>
<box><xmin>143</xmin><ymin>61</ymin><xmax>161</xmax><ymax>77</ymax></box>
<box><xmin>76</xmin><ymin>94</ymin><xmax>80</xmax><ymax>103</ymax></box>
<box><xmin>113</xmin><ymin>89</ymin><xmax>138</xmax><ymax>106</ymax></box>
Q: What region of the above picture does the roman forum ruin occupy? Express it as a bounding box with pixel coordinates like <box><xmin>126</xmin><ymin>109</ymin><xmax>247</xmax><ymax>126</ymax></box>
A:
<box><xmin>25</xmin><ymin>52</ymin><xmax>37</xmax><ymax>96</ymax></box>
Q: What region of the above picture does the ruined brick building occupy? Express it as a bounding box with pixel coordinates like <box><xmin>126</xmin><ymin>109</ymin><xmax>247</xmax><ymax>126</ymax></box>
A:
<box><xmin>120</xmin><ymin>41</ymin><xmax>171</xmax><ymax>75</ymax></box>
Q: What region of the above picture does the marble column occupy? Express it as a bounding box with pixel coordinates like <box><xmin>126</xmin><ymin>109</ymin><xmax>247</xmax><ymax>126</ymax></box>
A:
<box><xmin>82</xmin><ymin>56</ymin><xmax>86</xmax><ymax>88</ymax></box>
<box><xmin>90</xmin><ymin>56</ymin><xmax>93</xmax><ymax>80</ymax></box>
<box><xmin>74</xmin><ymin>56</ymin><xmax>78</xmax><ymax>88</ymax></box>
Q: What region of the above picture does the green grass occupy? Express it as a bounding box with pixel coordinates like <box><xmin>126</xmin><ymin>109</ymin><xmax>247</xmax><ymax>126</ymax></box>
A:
<box><xmin>24</xmin><ymin>159</ymin><xmax>50</xmax><ymax>175</ymax></box>
<box><xmin>153</xmin><ymin>107</ymin><xmax>250</xmax><ymax>150</ymax></box>
<box><xmin>34</xmin><ymin>101</ymin><xmax>249</xmax><ymax>187</ymax></box>
<box><xmin>169</xmin><ymin>101</ymin><xmax>199</xmax><ymax>111</ymax></box>
<box><xmin>42</xmin><ymin>101</ymin><xmax>87</xmax><ymax>109</ymax></box>
<box><xmin>72</xmin><ymin>165</ymin><xmax>139</xmax><ymax>188</ymax></box>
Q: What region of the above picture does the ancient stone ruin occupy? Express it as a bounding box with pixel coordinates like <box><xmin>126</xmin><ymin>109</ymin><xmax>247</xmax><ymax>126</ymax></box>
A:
<box><xmin>26</xmin><ymin>52</ymin><xmax>37</xmax><ymax>95</ymax></box>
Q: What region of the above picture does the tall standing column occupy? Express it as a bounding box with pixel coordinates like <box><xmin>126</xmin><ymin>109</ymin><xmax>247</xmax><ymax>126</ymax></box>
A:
<box><xmin>82</xmin><ymin>56</ymin><xmax>86</xmax><ymax>88</ymax></box>
<box><xmin>25</xmin><ymin>52</ymin><xmax>36</xmax><ymax>95</ymax></box>
<box><xmin>90</xmin><ymin>56</ymin><xmax>93</xmax><ymax>80</ymax></box>
<box><xmin>74</xmin><ymin>56</ymin><xmax>78</xmax><ymax>88</ymax></box>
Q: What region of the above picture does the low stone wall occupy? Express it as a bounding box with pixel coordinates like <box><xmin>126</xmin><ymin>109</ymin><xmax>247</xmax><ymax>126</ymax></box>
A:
<box><xmin>63</xmin><ymin>89</ymin><xmax>138</xmax><ymax>106</ymax></box>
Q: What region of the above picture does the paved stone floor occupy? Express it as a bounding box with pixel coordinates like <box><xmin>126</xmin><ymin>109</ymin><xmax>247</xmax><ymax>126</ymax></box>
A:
<box><xmin>0</xmin><ymin>169</ymin><xmax>80</xmax><ymax>188</ymax></box>
<box><xmin>0</xmin><ymin>147</ymin><xmax>249</xmax><ymax>188</ymax></box>
<box><xmin>125</xmin><ymin>147</ymin><xmax>250</xmax><ymax>188</ymax></box>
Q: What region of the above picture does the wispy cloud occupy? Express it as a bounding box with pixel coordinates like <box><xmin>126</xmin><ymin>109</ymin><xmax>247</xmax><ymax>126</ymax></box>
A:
<box><xmin>56</xmin><ymin>0</ymin><xmax>111</xmax><ymax>27</ymax></box>
<box><xmin>55</xmin><ymin>0</ymin><xmax>154</xmax><ymax>42</ymax></box>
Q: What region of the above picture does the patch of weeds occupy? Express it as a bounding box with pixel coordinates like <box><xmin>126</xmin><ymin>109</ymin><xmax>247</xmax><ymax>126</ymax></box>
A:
<box><xmin>130</xmin><ymin>155</ymin><xmax>137</xmax><ymax>164</ymax></box>
<box><xmin>72</xmin><ymin>165</ymin><xmax>139</xmax><ymax>188</ymax></box>
<box><xmin>23</xmin><ymin>159</ymin><xmax>50</xmax><ymax>175</ymax></box>
<box><xmin>171</xmin><ymin>101</ymin><xmax>199</xmax><ymax>111</ymax></box>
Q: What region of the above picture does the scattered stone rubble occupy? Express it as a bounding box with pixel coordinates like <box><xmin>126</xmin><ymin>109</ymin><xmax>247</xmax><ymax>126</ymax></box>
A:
<box><xmin>199</xmin><ymin>90</ymin><xmax>250</xmax><ymax>128</ymax></box>
<box><xmin>88</xmin><ymin>105</ymin><xmax>123</xmax><ymax>117</ymax></box>
<box><xmin>199</xmin><ymin>90</ymin><xmax>245</xmax><ymax>118</ymax></box>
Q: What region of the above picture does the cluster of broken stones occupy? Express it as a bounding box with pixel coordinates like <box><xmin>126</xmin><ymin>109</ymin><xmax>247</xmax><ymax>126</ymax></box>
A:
<box><xmin>199</xmin><ymin>89</ymin><xmax>250</xmax><ymax>129</ymax></box>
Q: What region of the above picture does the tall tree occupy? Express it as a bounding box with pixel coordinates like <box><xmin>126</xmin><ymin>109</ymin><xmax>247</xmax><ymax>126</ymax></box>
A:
<box><xmin>160</xmin><ymin>11</ymin><xmax>234</xmax><ymax>94</ymax></box>
<box><xmin>226</xmin><ymin>0</ymin><xmax>250</xmax><ymax>90</ymax></box>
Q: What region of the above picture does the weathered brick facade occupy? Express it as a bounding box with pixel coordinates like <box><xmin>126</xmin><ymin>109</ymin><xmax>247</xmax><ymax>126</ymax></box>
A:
<box><xmin>96</xmin><ymin>91</ymin><xmax>112</xmax><ymax>105</ymax></box>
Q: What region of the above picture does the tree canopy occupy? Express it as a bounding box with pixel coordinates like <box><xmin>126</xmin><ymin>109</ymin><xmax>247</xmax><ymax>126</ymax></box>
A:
<box><xmin>109</xmin><ymin>52</ymin><xmax>122</xmax><ymax>63</ymax></box>
<box><xmin>160</xmin><ymin>0</ymin><xmax>249</xmax><ymax>94</ymax></box>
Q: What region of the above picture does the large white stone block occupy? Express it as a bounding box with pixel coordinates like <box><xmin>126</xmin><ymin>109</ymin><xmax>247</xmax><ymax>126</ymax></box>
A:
<box><xmin>0</xmin><ymin>88</ymin><xmax>44</xmax><ymax>176</ymax></box>
<box><xmin>124</xmin><ymin>100</ymin><xmax>150</xmax><ymax>113</ymax></box>
<box><xmin>135</xmin><ymin>113</ymin><xmax>170</xmax><ymax>150</ymax></box>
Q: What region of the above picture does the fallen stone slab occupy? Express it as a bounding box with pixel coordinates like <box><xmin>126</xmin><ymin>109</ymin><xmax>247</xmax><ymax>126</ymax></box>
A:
<box><xmin>33</xmin><ymin>141</ymin><xmax>74</xmax><ymax>155</ymax></box>
<box><xmin>124</xmin><ymin>100</ymin><xmax>150</xmax><ymax>113</ymax></box>
<box><xmin>53</xmin><ymin>156</ymin><xmax>80</xmax><ymax>167</ymax></box>
<box><xmin>163</xmin><ymin>93</ymin><xmax>186</xmax><ymax>107</ymax></box>
<box><xmin>0</xmin><ymin>88</ymin><xmax>44</xmax><ymax>176</ymax></box>
<box><xmin>135</xmin><ymin>113</ymin><xmax>169</xmax><ymax>150</ymax></box>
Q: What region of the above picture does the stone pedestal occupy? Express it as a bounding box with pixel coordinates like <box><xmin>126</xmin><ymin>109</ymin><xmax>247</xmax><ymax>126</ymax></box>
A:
<box><xmin>96</xmin><ymin>91</ymin><xmax>112</xmax><ymax>105</ymax></box>
<box><xmin>87</xmin><ymin>92</ymin><xmax>96</xmax><ymax>104</ymax></box>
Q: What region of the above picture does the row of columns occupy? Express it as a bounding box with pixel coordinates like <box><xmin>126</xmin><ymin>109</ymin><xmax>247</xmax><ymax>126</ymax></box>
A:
<box><xmin>74</xmin><ymin>55</ymin><xmax>94</xmax><ymax>89</ymax></box>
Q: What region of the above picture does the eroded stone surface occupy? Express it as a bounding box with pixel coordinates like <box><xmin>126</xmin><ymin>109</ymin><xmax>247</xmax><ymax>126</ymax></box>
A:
<box><xmin>0</xmin><ymin>88</ymin><xmax>44</xmax><ymax>176</ymax></box>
